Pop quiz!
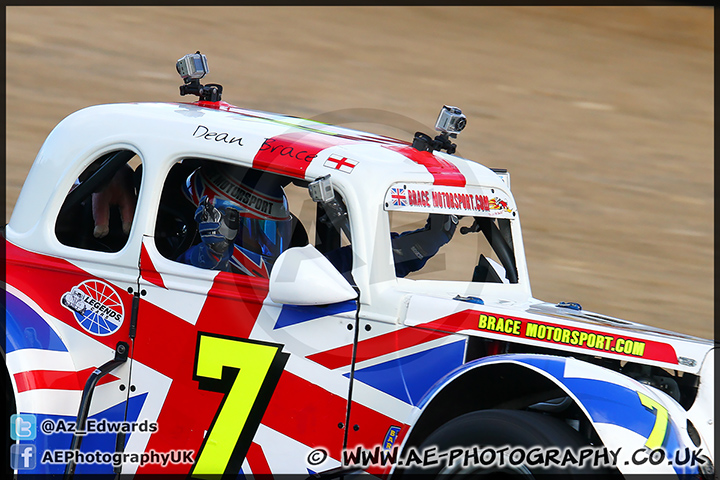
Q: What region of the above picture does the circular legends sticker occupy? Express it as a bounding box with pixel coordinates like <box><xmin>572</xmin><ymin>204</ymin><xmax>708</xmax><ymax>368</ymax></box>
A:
<box><xmin>61</xmin><ymin>280</ymin><xmax>125</xmax><ymax>336</ymax></box>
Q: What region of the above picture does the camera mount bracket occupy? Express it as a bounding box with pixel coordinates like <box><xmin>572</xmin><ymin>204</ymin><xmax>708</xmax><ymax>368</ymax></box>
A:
<box><xmin>179</xmin><ymin>79</ymin><xmax>223</xmax><ymax>102</ymax></box>
<box><xmin>412</xmin><ymin>105</ymin><xmax>466</xmax><ymax>154</ymax></box>
<box><xmin>412</xmin><ymin>131</ymin><xmax>459</xmax><ymax>155</ymax></box>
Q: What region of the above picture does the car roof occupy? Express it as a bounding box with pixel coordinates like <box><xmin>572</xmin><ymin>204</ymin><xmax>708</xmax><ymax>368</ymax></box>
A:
<box><xmin>10</xmin><ymin>100</ymin><xmax>512</xmax><ymax>234</ymax></box>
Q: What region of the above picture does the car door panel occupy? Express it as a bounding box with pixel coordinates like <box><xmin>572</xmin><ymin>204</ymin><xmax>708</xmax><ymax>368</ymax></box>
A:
<box><xmin>132</xmin><ymin>236</ymin><xmax>356</xmax><ymax>475</ymax></box>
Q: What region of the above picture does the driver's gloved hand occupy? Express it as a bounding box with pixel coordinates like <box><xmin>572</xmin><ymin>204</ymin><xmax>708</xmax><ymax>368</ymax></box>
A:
<box><xmin>391</xmin><ymin>214</ymin><xmax>459</xmax><ymax>277</ymax></box>
<box><xmin>426</xmin><ymin>214</ymin><xmax>458</xmax><ymax>242</ymax></box>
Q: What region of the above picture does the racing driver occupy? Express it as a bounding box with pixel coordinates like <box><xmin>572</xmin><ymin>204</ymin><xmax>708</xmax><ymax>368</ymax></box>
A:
<box><xmin>178</xmin><ymin>163</ymin><xmax>458</xmax><ymax>278</ymax></box>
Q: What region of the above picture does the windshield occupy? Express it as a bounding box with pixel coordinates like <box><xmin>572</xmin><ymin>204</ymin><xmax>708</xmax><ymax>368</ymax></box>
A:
<box><xmin>388</xmin><ymin>211</ymin><xmax>518</xmax><ymax>283</ymax></box>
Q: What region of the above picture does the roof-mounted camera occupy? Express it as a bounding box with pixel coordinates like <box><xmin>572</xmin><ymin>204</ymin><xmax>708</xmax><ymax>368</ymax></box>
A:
<box><xmin>176</xmin><ymin>52</ymin><xmax>223</xmax><ymax>102</ymax></box>
<box><xmin>435</xmin><ymin>105</ymin><xmax>466</xmax><ymax>135</ymax></box>
<box><xmin>412</xmin><ymin>105</ymin><xmax>466</xmax><ymax>155</ymax></box>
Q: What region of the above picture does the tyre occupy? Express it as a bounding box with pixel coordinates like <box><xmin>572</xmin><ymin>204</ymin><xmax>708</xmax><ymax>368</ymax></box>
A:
<box><xmin>400</xmin><ymin>409</ymin><xmax>613</xmax><ymax>478</ymax></box>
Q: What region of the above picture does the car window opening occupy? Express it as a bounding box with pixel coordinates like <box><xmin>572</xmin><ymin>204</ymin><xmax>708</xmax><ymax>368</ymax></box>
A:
<box><xmin>55</xmin><ymin>149</ymin><xmax>141</xmax><ymax>253</ymax></box>
<box><xmin>154</xmin><ymin>158</ymin><xmax>354</xmax><ymax>283</ymax></box>
<box><xmin>389</xmin><ymin>211</ymin><xmax>518</xmax><ymax>283</ymax></box>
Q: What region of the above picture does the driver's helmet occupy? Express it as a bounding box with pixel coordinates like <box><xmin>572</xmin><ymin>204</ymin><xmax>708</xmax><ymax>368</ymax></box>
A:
<box><xmin>183</xmin><ymin>163</ymin><xmax>292</xmax><ymax>260</ymax></box>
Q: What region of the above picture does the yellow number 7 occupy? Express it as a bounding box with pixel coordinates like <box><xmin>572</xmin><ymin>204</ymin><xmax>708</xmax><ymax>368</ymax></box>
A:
<box><xmin>191</xmin><ymin>332</ymin><xmax>288</xmax><ymax>479</ymax></box>
<box><xmin>637</xmin><ymin>391</ymin><xmax>669</xmax><ymax>450</ymax></box>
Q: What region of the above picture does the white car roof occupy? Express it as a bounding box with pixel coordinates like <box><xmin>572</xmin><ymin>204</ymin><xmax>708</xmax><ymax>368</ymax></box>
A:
<box><xmin>10</xmin><ymin>101</ymin><xmax>514</xmax><ymax>234</ymax></box>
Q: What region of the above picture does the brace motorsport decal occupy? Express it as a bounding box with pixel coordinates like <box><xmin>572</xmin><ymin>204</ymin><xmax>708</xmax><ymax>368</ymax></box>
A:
<box><xmin>384</xmin><ymin>183</ymin><xmax>514</xmax><ymax>218</ymax></box>
<box><xmin>416</xmin><ymin>310</ymin><xmax>678</xmax><ymax>364</ymax></box>
<box><xmin>475</xmin><ymin>313</ymin><xmax>677</xmax><ymax>363</ymax></box>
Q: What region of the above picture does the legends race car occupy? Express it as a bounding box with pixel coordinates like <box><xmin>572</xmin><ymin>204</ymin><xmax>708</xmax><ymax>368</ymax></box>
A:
<box><xmin>4</xmin><ymin>53</ymin><xmax>714</xmax><ymax>478</ymax></box>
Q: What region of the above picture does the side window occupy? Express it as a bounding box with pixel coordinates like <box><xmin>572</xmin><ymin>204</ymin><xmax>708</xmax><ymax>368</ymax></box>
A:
<box><xmin>154</xmin><ymin>159</ymin><xmax>352</xmax><ymax>280</ymax></box>
<box><xmin>55</xmin><ymin>150</ymin><xmax>140</xmax><ymax>252</ymax></box>
<box><xmin>388</xmin><ymin>211</ymin><xmax>517</xmax><ymax>283</ymax></box>
<box><xmin>288</xmin><ymin>179</ymin><xmax>353</xmax><ymax>283</ymax></box>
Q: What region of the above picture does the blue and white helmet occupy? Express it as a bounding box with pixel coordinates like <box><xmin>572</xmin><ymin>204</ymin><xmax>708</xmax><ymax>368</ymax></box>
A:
<box><xmin>183</xmin><ymin>163</ymin><xmax>292</xmax><ymax>259</ymax></box>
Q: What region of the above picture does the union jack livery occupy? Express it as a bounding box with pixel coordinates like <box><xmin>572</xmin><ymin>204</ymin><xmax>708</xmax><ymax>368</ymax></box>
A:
<box><xmin>4</xmin><ymin>53</ymin><xmax>714</xmax><ymax>479</ymax></box>
<box><xmin>390</xmin><ymin>188</ymin><xmax>408</xmax><ymax>207</ymax></box>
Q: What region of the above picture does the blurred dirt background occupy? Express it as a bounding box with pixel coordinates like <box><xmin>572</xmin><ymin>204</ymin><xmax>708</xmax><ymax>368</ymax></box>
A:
<box><xmin>6</xmin><ymin>7</ymin><xmax>713</xmax><ymax>338</ymax></box>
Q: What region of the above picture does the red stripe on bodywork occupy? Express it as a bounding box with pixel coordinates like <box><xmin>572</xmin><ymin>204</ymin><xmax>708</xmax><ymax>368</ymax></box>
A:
<box><xmin>246</xmin><ymin>442</ymin><xmax>273</xmax><ymax>476</ymax></box>
<box><xmin>252</xmin><ymin>132</ymin><xmax>355</xmax><ymax>179</ymax></box>
<box><xmin>133</xmin><ymin>300</ymin><xmax>222</xmax><ymax>474</ymax></box>
<box><xmin>417</xmin><ymin>310</ymin><xmax>480</xmax><ymax>332</ymax></box>
<box><xmin>384</xmin><ymin>144</ymin><xmax>466</xmax><ymax>187</ymax></box>
<box><xmin>307</xmin><ymin>327</ymin><xmax>449</xmax><ymax>370</ymax></box>
<box><xmin>200</xmin><ymin>271</ymin><xmax>268</xmax><ymax>339</ymax></box>
<box><xmin>260</xmin><ymin>371</ymin><xmax>347</xmax><ymax>462</ymax></box>
<box><xmin>140</xmin><ymin>241</ymin><xmax>166</xmax><ymax>289</ymax></box>
<box><xmin>6</xmin><ymin>241</ymin><xmax>134</xmax><ymax>351</ymax></box>
<box><xmin>14</xmin><ymin>367</ymin><xmax>119</xmax><ymax>393</ymax></box>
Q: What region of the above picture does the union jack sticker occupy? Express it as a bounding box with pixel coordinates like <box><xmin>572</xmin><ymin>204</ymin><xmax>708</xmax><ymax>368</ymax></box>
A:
<box><xmin>390</xmin><ymin>187</ymin><xmax>407</xmax><ymax>206</ymax></box>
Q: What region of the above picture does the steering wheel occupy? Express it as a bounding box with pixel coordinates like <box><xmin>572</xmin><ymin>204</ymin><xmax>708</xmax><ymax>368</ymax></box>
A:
<box><xmin>155</xmin><ymin>202</ymin><xmax>197</xmax><ymax>261</ymax></box>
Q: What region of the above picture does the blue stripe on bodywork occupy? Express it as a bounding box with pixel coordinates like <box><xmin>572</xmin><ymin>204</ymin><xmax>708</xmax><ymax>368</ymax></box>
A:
<box><xmin>5</xmin><ymin>292</ymin><xmax>68</xmax><ymax>353</ymax></box>
<box><xmin>274</xmin><ymin>300</ymin><xmax>356</xmax><ymax>329</ymax></box>
<box><xmin>519</xmin><ymin>356</ymin><xmax>660</xmax><ymax>439</ymax></box>
<box><xmin>348</xmin><ymin>340</ymin><xmax>465</xmax><ymax>405</ymax></box>
<box><xmin>17</xmin><ymin>392</ymin><xmax>147</xmax><ymax>475</ymax></box>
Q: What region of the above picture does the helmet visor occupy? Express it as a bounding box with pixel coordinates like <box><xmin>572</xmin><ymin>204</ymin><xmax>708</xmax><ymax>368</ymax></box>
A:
<box><xmin>239</xmin><ymin>216</ymin><xmax>292</xmax><ymax>259</ymax></box>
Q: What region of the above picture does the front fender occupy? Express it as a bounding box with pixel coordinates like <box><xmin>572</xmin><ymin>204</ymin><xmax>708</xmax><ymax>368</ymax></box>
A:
<box><xmin>410</xmin><ymin>353</ymin><xmax>705</xmax><ymax>477</ymax></box>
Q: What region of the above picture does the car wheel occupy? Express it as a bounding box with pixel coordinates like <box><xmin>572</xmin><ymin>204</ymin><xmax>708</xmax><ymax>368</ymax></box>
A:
<box><xmin>400</xmin><ymin>409</ymin><xmax>612</xmax><ymax>478</ymax></box>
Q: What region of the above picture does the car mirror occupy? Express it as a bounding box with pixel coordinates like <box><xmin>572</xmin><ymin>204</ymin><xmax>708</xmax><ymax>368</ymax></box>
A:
<box><xmin>269</xmin><ymin>244</ymin><xmax>357</xmax><ymax>305</ymax></box>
